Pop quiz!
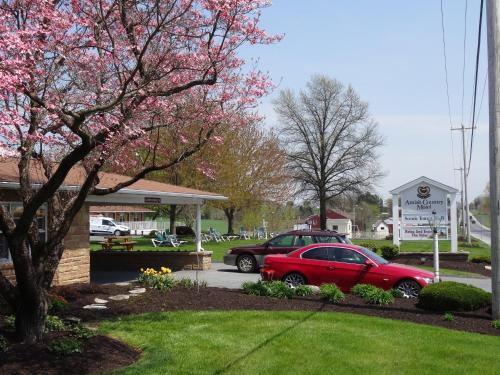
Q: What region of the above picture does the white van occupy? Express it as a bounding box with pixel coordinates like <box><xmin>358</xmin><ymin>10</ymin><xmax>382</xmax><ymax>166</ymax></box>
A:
<box><xmin>90</xmin><ymin>216</ymin><xmax>130</xmax><ymax>236</ymax></box>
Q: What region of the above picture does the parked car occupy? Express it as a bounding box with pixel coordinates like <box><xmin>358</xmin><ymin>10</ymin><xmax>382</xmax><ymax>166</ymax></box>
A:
<box><xmin>223</xmin><ymin>230</ymin><xmax>351</xmax><ymax>273</ymax></box>
<box><xmin>260</xmin><ymin>243</ymin><xmax>434</xmax><ymax>298</ymax></box>
<box><xmin>90</xmin><ymin>216</ymin><xmax>130</xmax><ymax>236</ymax></box>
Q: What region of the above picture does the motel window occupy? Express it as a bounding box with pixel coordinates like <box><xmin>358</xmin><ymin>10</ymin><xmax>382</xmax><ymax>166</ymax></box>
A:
<box><xmin>332</xmin><ymin>225</ymin><xmax>339</xmax><ymax>231</ymax></box>
<box><xmin>0</xmin><ymin>203</ymin><xmax>47</xmax><ymax>262</ymax></box>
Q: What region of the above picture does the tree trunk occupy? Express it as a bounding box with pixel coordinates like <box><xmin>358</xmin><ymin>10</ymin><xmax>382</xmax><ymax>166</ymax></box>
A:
<box><xmin>224</xmin><ymin>208</ymin><xmax>235</xmax><ymax>234</ymax></box>
<box><xmin>169</xmin><ymin>204</ymin><xmax>176</xmax><ymax>234</ymax></box>
<box><xmin>319</xmin><ymin>190</ymin><xmax>327</xmax><ymax>230</ymax></box>
<box><xmin>15</xmin><ymin>286</ymin><xmax>48</xmax><ymax>343</ymax></box>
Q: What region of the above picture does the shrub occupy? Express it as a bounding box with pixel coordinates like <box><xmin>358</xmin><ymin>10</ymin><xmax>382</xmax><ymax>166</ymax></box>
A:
<box><xmin>4</xmin><ymin>315</ymin><xmax>15</xmax><ymax>328</ymax></box>
<box><xmin>390</xmin><ymin>289</ymin><xmax>404</xmax><ymax>298</ymax></box>
<box><xmin>48</xmin><ymin>337</ymin><xmax>84</xmax><ymax>355</ymax></box>
<box><xmin>358</xmin><ymin>241</ymin><xmax>378</xmax><ymax>253</ymax></box>
<box><xmin>71</xmin><ymin>324</ymin><xmax>96</xmax><ymax>340</ymax></box>
<box><xmin>385</xmin><ymin>234</ymin><xmax>393</xmax><ymax>241</ymax></box>
<box><xmin>45</xmin><ymin>315</ymin><xmax>66</xmax><ymax>332</ymax></box>
<box><xmin>138</xmin><ymin>267</ymin><xmax>175</xmax><ymax>290</ymax></box>
<box><xmin>320</xmin><ymin>284</ymin><xmax>345</xmax><ymax>303</ymax></box>
<box><xmin>266</xmin><ymin>281</ymin><xmax>294</xmax><ymax>299</ymax></box>
<box><xmin>443</xmin><ymin>313</ymin><xmax>454</xmax><ymax>322</ymax></box>
<box><xmin>241</xmin><ymin>280</ymin><xmax>294</xmax><ymax>299</ymax></box>
<box><xmin>363</xmin><ymin>288</ymin><xmax>394</xmax><ymax>305</ymax></box>
<box><xmin>351</xmin><ymin>284</ymin><xmax>378</xmax><ymax>299</ymax></box>
<box><xmin>294</xmin><ymin>284</ymin><xmax>313</xmax><ymax>297</ymax></box>
<box><xmin>470</xmin><ymin>255</ymin><xmax>491</xmax><ymax>264</ymax></box>
<box><xmin>176</xmin><ymin>278</ymin><xmax>207</xmax><ymax>288</ymax></box>
<box><xmin>380</xmin><ymin>245</ymin><xmax>399</xmax><ymax>260</ymax></box>
<box><xmin>242</xmin><ymin>281</ymin><xmax>269</xmax><ymax>296</ymax></box>
<box><xmin>0</xmin><ymin>335</ymin><xmax>8</xmax><ymax>352</ymax></box>
<box><xmin>459</xmin><ymin>242</ymin><xmax>482</xmax><ymax>248</ymax></box>
<box><xmin>49</xmin><ymin>294</ymin><xmax>69</xmax><ymax>312</ymax></box>
<box><xmin>492</xmin><ymin>320</ymin><xmax>500</xmax><ymax>329</ymax></box>
<box><xmin>418</xmin><ymin>281</ymin><xmax>491</xmax><ymax>311</ymax></box>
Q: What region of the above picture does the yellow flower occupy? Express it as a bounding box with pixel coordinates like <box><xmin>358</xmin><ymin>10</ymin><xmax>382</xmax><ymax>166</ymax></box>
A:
<box><xmin>161</xmin><ymin>267</ymin><xmax>167</xmax><ymax>274</ymax></box>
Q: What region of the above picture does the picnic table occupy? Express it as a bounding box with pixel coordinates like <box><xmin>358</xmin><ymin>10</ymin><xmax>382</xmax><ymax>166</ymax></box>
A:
<box><xmin>99</xmin><ymin>236</ymin><xmax>137</xmax><ymax>251</ymax></box>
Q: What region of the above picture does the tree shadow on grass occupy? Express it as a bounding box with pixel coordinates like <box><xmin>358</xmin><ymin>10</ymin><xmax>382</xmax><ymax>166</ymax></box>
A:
<box><xmin>213</xmin><ymin>304</ymin><xmax>326</xmax><ymax>375</ymax></box>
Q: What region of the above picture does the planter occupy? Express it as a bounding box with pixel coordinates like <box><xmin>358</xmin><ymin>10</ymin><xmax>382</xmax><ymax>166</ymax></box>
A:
<box><xmin>90</xmin><ymin>250</ymin><xmax>212</xmax><ymax>272</ymax></box>
<box><xmin>394</xmin><ymin>251</ymin><xmax>469</xmax><ymax>263</ymax></box>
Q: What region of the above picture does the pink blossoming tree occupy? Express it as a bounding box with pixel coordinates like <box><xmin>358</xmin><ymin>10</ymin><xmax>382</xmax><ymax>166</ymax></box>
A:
<box><xmin>0</xmin><ymin>0</ymin><xmax>279</xmax><ymax>342</ymax></box>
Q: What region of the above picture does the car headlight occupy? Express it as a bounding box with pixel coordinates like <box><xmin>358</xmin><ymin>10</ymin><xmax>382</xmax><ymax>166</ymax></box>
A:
<box><xmin>422</xmin><ymin>277</ymin><xmax>433</xmax><ymax>284</ymax></box>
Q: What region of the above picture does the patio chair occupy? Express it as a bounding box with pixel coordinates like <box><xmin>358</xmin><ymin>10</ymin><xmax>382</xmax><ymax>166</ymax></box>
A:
<box><xmin>239</xmin><ymin>226</ymin><xmax>250</xmax><ymax>240</ymax></box>
<box><xmin>167</xmin><ymin>234</ymin><xmax>188</xmax><ymax>248</ymax></box>
<box><xmin>209</xmin><ymin>227</ymin><xmax>225</xmax><ymax>242</ymax></box>
<box><xmin>257</xmin><ymin>226</ymin><xmax>267</xmax><ymax>240</ymax></box>
<box><xmin>151</xmin><ymin>232</ymin><xmax>169</xmax><ymax>247</ymax></box>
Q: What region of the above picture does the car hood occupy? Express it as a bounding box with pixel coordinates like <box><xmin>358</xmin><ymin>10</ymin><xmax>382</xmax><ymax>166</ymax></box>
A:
<box><xmin>381</xmin><ymin>262</ymin><xmax>434</xmax><ymax>278</ymax></box>
<box><xmin>116</xmin><ymin>225</ymin><xmax>129</xmax><ymax>230</ymax></box>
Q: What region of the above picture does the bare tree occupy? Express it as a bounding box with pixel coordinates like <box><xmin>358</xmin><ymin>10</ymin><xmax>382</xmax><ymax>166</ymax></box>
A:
<box><xmin>274</xmin><ymin>75</ymin><xmax>384</xmax><ymax>230</ymax></box>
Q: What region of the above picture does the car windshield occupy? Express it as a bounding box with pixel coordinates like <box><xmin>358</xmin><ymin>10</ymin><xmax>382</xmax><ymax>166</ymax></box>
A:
<box><xmin>358</xmin><ymin>247</ymin><xmax>389</xmax><ymax>265</ymax></box>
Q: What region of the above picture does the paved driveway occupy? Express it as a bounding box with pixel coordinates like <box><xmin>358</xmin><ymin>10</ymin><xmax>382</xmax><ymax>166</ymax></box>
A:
<box><xmin>92</xmin><ymin>262</ymin><xmax>492</xmax><ymax>292</ymax></box>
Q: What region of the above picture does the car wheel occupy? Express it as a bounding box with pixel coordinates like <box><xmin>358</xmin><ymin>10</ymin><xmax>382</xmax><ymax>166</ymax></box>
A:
<box><xmin>114</xmin><ymin>230</ymin><xmax>121</xmax><ymax>236</ymax></box>
<box><xmin>283</xmin><ymin>272</ymin><xmax>306</xmax><ymax>287</ymax></box>
<box><xmin>396</xmin><ymin>279</ymin><xmax>421</xmax><ymax>298</ymax></box>
<box><xmin>236</xmin><ymin>254</ymin><xmax>256</xmax><ymax>273</ymax></box>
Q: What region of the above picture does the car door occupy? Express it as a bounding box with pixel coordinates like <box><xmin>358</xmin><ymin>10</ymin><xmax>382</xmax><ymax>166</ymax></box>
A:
<box><xmin>324</xmin><ymin>247</ymin><xmax>369</xmax><ymax>291</ymax></box>
<box><xmin>102</xmin><ymin>219</ymin><xmax>115</xmax><ymax>235</ymax></box>
<box><xmin>299</xmin><ymin>247</ymin><xmax>333</xmax><ymax>285</ymax></box>
<box><xmin>265</xmin><ymin>235</ymin><xmax>296</xmax><ymax>255</ymax></box>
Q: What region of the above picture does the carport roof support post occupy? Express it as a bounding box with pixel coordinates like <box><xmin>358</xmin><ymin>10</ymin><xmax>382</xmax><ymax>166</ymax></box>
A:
<box><xmin>196</xmin><ymin>202</ymin><xmax>202</xmax><ymax>252</ymax></box>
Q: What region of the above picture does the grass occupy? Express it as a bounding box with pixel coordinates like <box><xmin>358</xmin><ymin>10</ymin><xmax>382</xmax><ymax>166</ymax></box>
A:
<box><xmin>99</xmin><ymin>311</ymin><xmax>500</xmax><ymax>375</ymax></box>
<box><xmin>201</xmin><ymin>219</ymin><xmax>228</xmax><ymax>234</ymax></box>
<box><xmin>90</xmin><ymin>238</ymin><xmax>262</xmax><ymax>262</ymax></box>
<box><xmin>91</xmin><ymin>237</ymin><xmax>490</xmax><ymax>263</ymax></box>
<box><xmin>352</xmin><ymin>239</ymin><xmax>491</xmax><ymax>259</ymax></box>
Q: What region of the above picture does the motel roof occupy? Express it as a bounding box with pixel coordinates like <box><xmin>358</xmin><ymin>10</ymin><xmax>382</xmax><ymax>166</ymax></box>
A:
<box><xmin>0</xmin><ymin>159</ymin><xmax>226</xmax><ymax>205</ymax></box>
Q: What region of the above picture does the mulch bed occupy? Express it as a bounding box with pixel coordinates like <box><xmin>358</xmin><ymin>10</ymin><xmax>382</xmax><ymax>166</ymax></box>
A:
<box><xmin>0</xmin><ymin>333</ymin><xmax>140</xmax><ymax>375</ymax></box>
<box><xmin>54</xmin><ymin>283</ymin><xmax>498</xmax><ymax>336</ymax></box>
<box><xmin>1</xmin><ymin>281</ymin><xmax>498</xmax><ymax>374</ymax></box>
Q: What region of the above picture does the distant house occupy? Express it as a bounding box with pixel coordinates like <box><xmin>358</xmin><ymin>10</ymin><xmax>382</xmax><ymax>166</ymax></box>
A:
<box><xmin>89</xmin><ymin>205</ymin><xmax>154</xmax><ymax>222</ymax></box>
<box><xmin>372</xmin><ymin>218</ymin><xmax>393</xmax><ymax>237</ymax></box>
<box><xmin>305</xmin><ymin>209</ymin><xmax>352</xmax><ymax>237</ymax></box>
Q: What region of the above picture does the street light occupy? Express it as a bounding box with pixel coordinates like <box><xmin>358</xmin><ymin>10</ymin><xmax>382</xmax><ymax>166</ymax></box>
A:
<box><xmin>427</xmin><ymin>210</ymin><xmax>442</xmax><ymax>283</ymax></box>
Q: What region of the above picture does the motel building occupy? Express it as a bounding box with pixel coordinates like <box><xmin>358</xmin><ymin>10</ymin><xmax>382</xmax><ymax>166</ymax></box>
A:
<box><xmin>0</xmin><ymin>160</ymin><xmax>225</xmax><ymax>286</ymax></box>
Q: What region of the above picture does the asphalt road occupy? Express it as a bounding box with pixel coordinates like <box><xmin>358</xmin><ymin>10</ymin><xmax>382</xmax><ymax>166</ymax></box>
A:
<box><xmin>469</xmin><ymin>214</ymin><xmax>491</xmax><ymax>245</ymax></box>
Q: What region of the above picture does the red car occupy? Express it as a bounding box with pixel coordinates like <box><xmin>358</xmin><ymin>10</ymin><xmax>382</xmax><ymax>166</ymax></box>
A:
<box><xmin>260</xmin><ymin>243</ymin><xmax>434</xmax><ymax>298</ymax></box>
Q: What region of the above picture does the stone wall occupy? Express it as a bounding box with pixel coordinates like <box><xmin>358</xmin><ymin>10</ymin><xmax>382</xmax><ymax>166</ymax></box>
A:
<box><xmin>0</xmin><ymin>202</ymin><xmax>90</xmax><ymax>286</ymax></box>
<box><xmin>91</xmin><ymin>250</ymin><xmax>213</xmax><ymax>271</ymax></box>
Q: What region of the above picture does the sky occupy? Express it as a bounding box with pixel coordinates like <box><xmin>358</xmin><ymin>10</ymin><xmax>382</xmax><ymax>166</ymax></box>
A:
<box><xmin>239</xmin><ymin>0</ymin><xmax>489</xmax><ymax>201</ymax></box>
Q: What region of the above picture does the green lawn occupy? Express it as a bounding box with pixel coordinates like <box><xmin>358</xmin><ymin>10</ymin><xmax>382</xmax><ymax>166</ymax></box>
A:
<box><xmin>99</xmin><ymin>311</ymin><xmax>500</xmax><ymax>375</ymax></box>
<box><xmin>91</xmin><ymin>237</ymin><xmax>491</xmax><ymax>263</ymax></box>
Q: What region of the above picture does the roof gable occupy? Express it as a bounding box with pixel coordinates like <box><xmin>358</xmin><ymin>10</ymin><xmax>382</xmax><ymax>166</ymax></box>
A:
<box><xmin>390</xmin><ymin>176</ymin><xmax>458</xmax><ymax>194</ymax></box>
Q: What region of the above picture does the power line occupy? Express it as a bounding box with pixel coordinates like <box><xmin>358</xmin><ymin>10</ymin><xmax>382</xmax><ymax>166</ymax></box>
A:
<box><xmin>467</xmin><ymin>0</ymin><xmax>485</xmax><ymax>176</ymax></box>
<box><xmin>461</xmin><ymin>0</ymin><xmax>468</xmax><ymax>125</ymax></box>
<box><xmin>440</xmin><ymin>0</ymin><xmax>454</xmax><ymax>130</ymax></box>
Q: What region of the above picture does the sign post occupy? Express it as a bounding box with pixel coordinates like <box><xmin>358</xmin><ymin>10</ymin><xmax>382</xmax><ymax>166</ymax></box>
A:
<box><xmin>390</xmin><ymin>177</ymin><xmax>458</xmax><ymax>253</ymax></box>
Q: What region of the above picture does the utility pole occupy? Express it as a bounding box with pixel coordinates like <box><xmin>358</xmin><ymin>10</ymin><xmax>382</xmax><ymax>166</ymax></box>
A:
<box><xmin>487</xmin><ymin>0</ymin><xmax>500</xmax><ymax>320</ymax></box>
<box><xmin>451</xmin><ymin>126</ymin><xmax>472</xmax><ymax>243</ymax></box>
<box><xmin>455</xmin><ymin>167</ymin><xmax>465</xmax><ymax>230</ymax></box>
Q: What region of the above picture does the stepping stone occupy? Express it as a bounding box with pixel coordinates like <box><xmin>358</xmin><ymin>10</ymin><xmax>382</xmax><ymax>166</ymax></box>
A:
<box><xmin>83</xmin><ymin>304</ymin><xmax>108</xmax><ymax>310</ymax></box>
<box><xmin>115</xmin><ymin>282</ymin><xmax>131</xmax><ymax>286</ymax></box>
<box><xmin>109</xmin><ymin>294</ymin><xmax>130</xmax><ymax>301</ymax></box>
<box><xmin>94</xmin><ymin>298</ymin><xmax>108</xmax><ymax>304</ymax></box>
<box><xmin>129</xmin><ymin>288</ymin><xmax>146</xmax><ymax>294</ymax></box>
